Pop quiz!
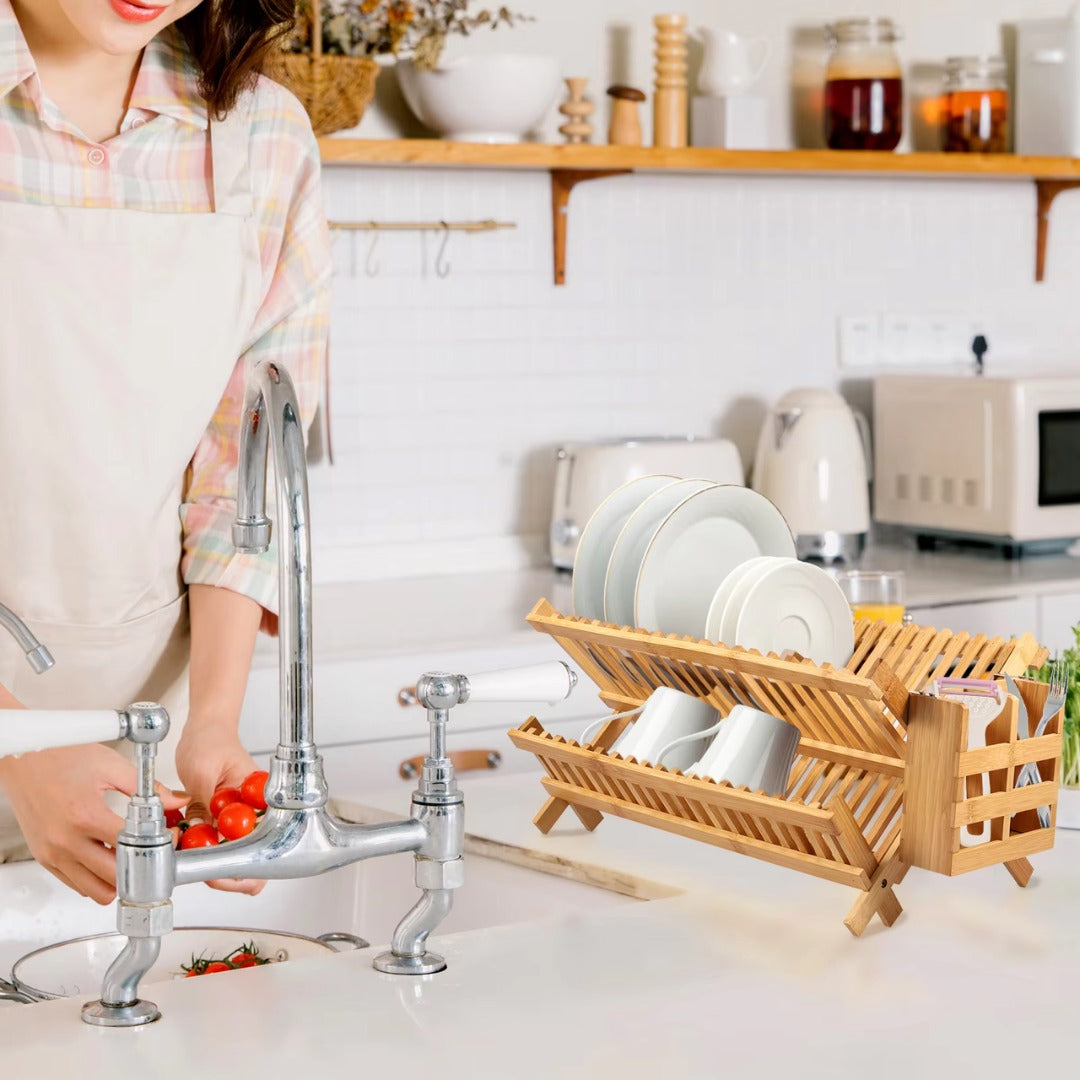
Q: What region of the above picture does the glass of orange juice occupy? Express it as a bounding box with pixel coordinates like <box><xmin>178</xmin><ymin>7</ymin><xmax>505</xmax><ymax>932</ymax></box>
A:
<box><xmin>836</xmin><ymin>571</ymin><xmax>905</xmax><ymax>625</ymax></box>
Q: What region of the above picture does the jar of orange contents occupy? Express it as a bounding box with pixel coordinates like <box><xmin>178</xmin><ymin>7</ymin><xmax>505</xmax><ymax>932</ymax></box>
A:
<box><xmin>942</xmin><ymin>56</ymin><xmax>1008</xmax><ymax>153</ymax></box>
<box><xmin>824</xmin><ymin>18</ymin><xmax>903</xmax><ymax>151</ymax></box>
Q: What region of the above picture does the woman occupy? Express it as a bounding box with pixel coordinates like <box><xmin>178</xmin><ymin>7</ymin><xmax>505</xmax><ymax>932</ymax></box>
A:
<box><xmin>0</xmin><ymin>0</ymin><xmax>330</xmax><ymax>903</ymax></box>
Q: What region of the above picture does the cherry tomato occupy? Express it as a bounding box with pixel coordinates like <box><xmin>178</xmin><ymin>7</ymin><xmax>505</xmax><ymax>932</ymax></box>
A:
<box><xmin>217</xmin><ymin>802</ymin><xmax>257</xmax><ymax>841</ymax></box>
<box><xmin>164</xmin><ymin>808</ymin><xmax>185</xmax><ymax>829</ymax></box>
<box><xmin>230</xmin><ymin>952</ymin><xmax>258</xmax><ymax>968</ymax></box>
<box><xmin>179</xmin><ymin>823</ymin><xmax>220</xmax><ymax>850</ymax></box>
<box><xmin>203</xmin><ymin>961</ymin><xmax>232</xmax><ymax>975</ymax></box>
<box><xmin>209</xmin><ymin>787</ymin><xmax>244</xmax><ymax>819</ymax></box>
<box><xmin>240</xmin><ymin>770</ymin><xmax>269</xmax><ymax>812</ymax></box>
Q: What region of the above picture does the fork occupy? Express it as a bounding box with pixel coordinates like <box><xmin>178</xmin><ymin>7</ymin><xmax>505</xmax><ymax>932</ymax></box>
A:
<box><xmin>1015</xmin><ymin>657</ymin><xmax>1068</xmax><ymax>828</ymax></box>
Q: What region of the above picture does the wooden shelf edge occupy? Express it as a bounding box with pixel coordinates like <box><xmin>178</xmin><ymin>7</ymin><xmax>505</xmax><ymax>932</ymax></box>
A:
<box><xmin>319</xmin><ymin>138</ymin><xmax>1080</xmax><ymax>180</ymax></box>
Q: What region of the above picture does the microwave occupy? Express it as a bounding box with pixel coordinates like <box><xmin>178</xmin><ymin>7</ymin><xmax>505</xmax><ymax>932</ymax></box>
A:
<box><xmin>873</xmin><ymin>373</ymin><xmax>1080</xmax><ymax>554</ymax></box>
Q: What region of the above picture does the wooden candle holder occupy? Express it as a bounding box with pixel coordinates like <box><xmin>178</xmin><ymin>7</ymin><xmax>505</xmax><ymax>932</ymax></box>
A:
<box><xmin>508</xmin><ymin>601</ymin><xmax>1057</xmax><ymax>935</ymax></box>
<box><xmin>559</xmin><ymin>78</ymin><xmax>595</xmax><ymax>144</ymax></box>
<box><xmin>653</xmin><ymin>13</ymin><xmax>689</xmax><ymax>148</ymax></box>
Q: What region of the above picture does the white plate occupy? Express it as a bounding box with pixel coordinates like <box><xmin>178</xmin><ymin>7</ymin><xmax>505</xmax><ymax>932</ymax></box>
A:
<box><xmin>603</xmin><ymin>479</ymin><xmax>716</xmax><ymax>627</ymax></box>
<box><xmin>572</xmin><ymin>474</ymin><xmax>678</xmax><ymax>621</ymax></box>
<box><xmin>734</xmin><ymin>560</ymin><xmax>855</xmax><ymax>667</ymax></box>
<box><xmin>635</xmin><ymin>486</ymin><xmax>795</xmax><ymax>637</ymax></box>
<box><xmin>704</xmin><ymin>556</ymin><xmax>783</xmax><ymax>643</ymax></box>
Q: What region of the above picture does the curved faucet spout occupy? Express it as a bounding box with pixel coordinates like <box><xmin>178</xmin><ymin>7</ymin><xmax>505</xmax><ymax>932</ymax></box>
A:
<box><xmin>0</xmin><ymin>602</ymin><xmax>54</xmax><ymax>674</ymax></box>
<box><xmin>232</xmin><ymin>361</ymin><xmax>316</xmax><ymax>763</ymax></box>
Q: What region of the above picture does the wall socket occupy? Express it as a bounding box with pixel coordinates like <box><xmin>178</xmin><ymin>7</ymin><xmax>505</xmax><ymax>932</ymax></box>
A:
<box><xmin>839</xmin><ymin>314</ymin><xmax>985</xmax><ymax>369</ymax></box>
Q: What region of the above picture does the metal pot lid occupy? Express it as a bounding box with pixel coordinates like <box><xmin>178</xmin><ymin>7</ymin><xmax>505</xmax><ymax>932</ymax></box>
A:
<box><xmin>11</xmin><ymin>926</ymin><xmax>338</xmax><ymax>1002</ymax></box>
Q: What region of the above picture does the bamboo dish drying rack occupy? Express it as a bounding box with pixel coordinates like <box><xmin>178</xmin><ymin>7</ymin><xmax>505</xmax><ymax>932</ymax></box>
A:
<box><xmin>508</xmin><ymin>600</ymin><xmax>1059</xmax><ymax>936</ymax></box>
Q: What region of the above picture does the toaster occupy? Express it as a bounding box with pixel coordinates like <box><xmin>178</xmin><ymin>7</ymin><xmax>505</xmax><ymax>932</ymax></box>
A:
<box><xmin>549</xmin><ymin>436</ymin><xmax>745</xmax><ymax>570</ymax></box>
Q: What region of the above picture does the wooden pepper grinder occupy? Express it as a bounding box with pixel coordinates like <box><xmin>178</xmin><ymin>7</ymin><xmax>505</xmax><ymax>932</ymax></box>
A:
<box><xmin>559</xmin><ymin>77</ymin><xmax>595</xmax><ymax>144</ymax></box>
<box><xmin>653</xmin><ymin>13</ymin><xmax>688</xmax><ymax>148</ymax></box>
<box><xmin>607</xmin><ymin>85</ymin><xmax>646</xmax><ymax>146</ymax></box>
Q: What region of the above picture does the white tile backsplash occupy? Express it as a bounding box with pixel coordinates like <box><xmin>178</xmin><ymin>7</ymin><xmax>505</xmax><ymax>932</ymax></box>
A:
<box><xmin>311</xmin><ymin>162</ymin><xmax>1080</xmax><ymax>582</ymax></box>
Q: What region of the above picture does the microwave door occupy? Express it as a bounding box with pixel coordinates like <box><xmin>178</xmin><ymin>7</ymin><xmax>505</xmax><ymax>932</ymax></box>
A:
<box><xmin>1038</xmin><ymin>409</ymin><xmax>1080</xmax><ymax>507</ymax></box>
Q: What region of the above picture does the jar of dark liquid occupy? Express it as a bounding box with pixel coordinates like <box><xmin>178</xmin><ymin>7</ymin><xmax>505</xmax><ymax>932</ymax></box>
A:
<box><xmin>824</xmin><ymin>18</ymin><xmax>903</xmax><ymax>151</ymax></box>
<box><xmin>942</xmin><ymin>56</ymin><xmax>1008</xmax><ymax>153</ymax></box>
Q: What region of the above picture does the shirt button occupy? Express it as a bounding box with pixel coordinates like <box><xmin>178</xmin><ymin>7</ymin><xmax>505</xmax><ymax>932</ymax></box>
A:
<box><xmin>87</xmin><ymin>147</ymin><xmax>106</xmax><ymax>167</ymax></box>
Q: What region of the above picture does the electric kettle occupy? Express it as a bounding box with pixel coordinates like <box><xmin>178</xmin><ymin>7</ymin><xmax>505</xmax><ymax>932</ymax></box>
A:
<box><xmin>751</xmin><ymin>388</ymin><xmax>871</xmax><ymax>563</ymax></box>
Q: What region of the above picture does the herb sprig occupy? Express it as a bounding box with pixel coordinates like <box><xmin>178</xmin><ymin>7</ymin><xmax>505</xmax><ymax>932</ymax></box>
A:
<box><xmin>1030</xmin><ymin>623</ymin><xmax>1080</xmax><ymax>788</ymax></box>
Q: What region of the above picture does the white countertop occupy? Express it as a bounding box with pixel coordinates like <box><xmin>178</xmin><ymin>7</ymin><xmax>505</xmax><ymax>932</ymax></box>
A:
<box><xmin>4</xmin><ymin>770</ymin><xmax>1077</xmax><ymax>1078</ymax></box>
<box><xmin>258</xmin><ymin>542</ymin><xmax>1080</xmax><ymax>668</ymax></box>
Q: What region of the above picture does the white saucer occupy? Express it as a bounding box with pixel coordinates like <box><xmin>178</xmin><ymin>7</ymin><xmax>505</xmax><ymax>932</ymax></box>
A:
<box><xmin>734</xmin><ymin>560</ymin><xmax>855</xmax><ymax>667</ymax></box>
<box><xmin>719</xmin><ymin>556</ymin><xmax>793</xmax><ymax>646</ymax></box>
<box><xmin>634</xmin><ymin>486</ymin><xmax>795</xmax><ymax>638</ymax></box>
<box><xmin>604</xmin><ymin>479</ymin><xmax>716</xmax><ymax>627</ymax></box>
<box><xmin>572</xmin><ymin>474</ymin><xmax>678</xmax><ymax>621</ymax></box>
<box><xmin>704</xmin><ymin>556</ymin><xmax>783</xmax><ymax>643</ymax></box>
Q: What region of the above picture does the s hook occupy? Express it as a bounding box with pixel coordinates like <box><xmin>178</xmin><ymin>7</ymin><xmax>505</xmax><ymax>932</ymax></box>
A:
<box><xmin>435</xmin><ymin>222</ymin><xmax>451</xmax><ymax>279</ymax></box>
<box><xmin>365</xmin><ymin>230</ymin><xmax>381</xmax><ymax>278</ymax></box>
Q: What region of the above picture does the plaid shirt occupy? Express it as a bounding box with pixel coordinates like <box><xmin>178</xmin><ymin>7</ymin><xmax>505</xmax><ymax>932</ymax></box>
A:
<box><xmin>0</xmin><ymin>2</ymin><xmax>330</xmax><ymax>632</ymax></box>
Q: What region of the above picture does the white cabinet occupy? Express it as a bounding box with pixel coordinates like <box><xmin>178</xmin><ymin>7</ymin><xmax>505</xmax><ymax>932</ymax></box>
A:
<box><xmin>907</xmin><ymin>596</ymin><xmax>1040</xmax><ymax>640</ymax></box>
<box><xmin>1038</xmin><ymin>591</ymin><xmax>1080</xmax><ymax>656</ymax></box>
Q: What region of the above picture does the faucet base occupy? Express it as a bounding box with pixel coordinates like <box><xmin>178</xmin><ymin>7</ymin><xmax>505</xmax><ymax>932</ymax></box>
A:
<box><xmin>372</xmin><ymin>951</ymin><xmax>447</xmax><ymax>976</ymax></box>
<box><xmin>81</xmin><ymin>999</ymin><xmax>161</xmax><ymax>1028</ymax></box>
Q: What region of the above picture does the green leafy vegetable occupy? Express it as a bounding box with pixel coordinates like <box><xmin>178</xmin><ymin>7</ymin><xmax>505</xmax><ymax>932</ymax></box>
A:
<box><xmin>1030</xmin><ymin>623</ymin><xmax>1080</xmax><ymax>788</ymax></box>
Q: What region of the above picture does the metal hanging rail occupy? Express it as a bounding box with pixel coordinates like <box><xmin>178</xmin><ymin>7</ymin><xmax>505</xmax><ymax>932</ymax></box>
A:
<box><xmin>327</xmin><ymin>219</ymin><xmax>517</xmax><ymax>233</ymax></box>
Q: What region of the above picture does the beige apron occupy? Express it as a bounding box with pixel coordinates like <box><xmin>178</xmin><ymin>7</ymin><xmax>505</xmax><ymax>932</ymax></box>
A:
<box><xmin>0</xmin><ymin>95</ymin><xmax>263</xmax><ymax>860</ymax></box>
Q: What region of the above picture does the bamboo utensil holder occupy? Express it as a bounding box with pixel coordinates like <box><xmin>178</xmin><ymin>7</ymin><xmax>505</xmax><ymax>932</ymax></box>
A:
<box><xmin>508</xmin><ymin>601</ymin><xmax>1057</xmax><ymax>935</ymax></box>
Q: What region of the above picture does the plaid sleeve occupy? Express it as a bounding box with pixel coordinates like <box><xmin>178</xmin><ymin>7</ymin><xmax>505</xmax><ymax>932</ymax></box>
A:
<box><xmin>179</xmin><ymin>81</ymin><xmax>330</xmax><ymax>635</ymax></box>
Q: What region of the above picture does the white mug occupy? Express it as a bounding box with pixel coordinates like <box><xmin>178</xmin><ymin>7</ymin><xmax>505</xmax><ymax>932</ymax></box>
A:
<box><xmin>608</xmin><ymin>687</ymin><xmax>721</xmax><ymax>770</ymax></box>
<box><xmin>686</xmin><ymin>704</ymin><xmax>800</xmax><ymax>796</ymax></box>
<box><xmin>698</xmin><ymin>28</ymin><xmax>770</xmax><ymax>96</ymax></box>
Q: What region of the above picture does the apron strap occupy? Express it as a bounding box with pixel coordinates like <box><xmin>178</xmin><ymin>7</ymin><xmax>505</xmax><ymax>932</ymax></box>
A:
<box><xmin>208</xmin><ymin>92</ymin><xmax>255</xmax><ymax>218</ymax></box>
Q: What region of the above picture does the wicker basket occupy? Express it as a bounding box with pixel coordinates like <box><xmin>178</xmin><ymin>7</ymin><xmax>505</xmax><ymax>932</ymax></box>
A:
<box><xmin>263</xmin><ymin>0</ymin><xmax>380</xmax><ymax>137</ymax></box>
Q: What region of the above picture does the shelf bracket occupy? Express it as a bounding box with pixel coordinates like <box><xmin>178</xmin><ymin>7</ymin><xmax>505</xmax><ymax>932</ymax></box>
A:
<box><xmin>551</xmin><ymin>168</ymin><xmax>631</xmax><ymax>286</ymax></box>
<box><xmin>1035</xmin><ymin>179</ymin><xmax>1080</xmax><ymax>282</ymax></box>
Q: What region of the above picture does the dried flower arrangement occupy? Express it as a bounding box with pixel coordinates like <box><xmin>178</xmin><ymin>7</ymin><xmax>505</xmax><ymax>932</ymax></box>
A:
<box><xmin>282</xmin><ymin>1</ymin><xmax>530</xmax><ymax>71</ymax></box>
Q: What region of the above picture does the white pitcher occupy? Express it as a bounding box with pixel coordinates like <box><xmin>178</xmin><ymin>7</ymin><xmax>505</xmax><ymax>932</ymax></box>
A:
<box><xmin>698</xmin><ymin>28</ymin><xmax>770</xmax><ymax>96</ymax></box>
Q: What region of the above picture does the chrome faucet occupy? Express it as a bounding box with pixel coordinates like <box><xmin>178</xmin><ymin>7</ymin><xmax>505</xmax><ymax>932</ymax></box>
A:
<box><xmin>76</xmin><ymin>361</ymin><xmax>577</xmax><ymax>1027</ymax></box>
<box><xmin>0</xmin><ymin>601</ymin><xmax>54</xmax><ymax>675</ymax></box>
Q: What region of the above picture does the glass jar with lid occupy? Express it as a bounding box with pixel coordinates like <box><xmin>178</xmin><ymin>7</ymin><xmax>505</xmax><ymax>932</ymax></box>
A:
<box><xmin>942</xmin><ymin>56</ymin><xmax>1008</xmax><ymax>153</ymax></box>
<box><xmin>824</xmin><ymin>17</ymin><xmax>903</xmax><ymax>151</ymax></box>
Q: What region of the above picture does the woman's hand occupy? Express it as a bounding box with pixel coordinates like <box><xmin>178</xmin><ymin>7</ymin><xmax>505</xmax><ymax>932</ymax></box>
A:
<box><xmin>174</xmin><ymin>718</ymin><xmax>266</xmax><ymax>895</ymax></box>
<box><xmin>0</xmin><ymin>744</ymin><xmax>185</xmax><ymax>904</ymax></box>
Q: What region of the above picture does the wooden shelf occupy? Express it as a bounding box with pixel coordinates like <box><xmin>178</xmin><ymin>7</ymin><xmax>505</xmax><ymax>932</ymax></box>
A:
<box><xmin>317</xmin><ymin>139</ymin><xmax>1080</xmax><ymax>177</ymax></box>
<box><xmin>318</xmin><ymin>139</ymin><xmax>1080</xmax><ymax>283</ymax></box>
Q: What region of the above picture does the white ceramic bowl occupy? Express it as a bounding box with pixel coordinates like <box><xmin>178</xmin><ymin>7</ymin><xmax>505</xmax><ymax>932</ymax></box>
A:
<box><xmin>397</xmin><ymin>54</ymin><xmax>561</xmax><ymax>143</ymax></box>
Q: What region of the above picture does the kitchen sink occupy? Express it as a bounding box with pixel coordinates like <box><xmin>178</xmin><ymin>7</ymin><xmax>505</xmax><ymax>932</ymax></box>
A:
<box><xmin>0</xmin><ymin>849</ymin><xmax>633</xmax><ymax>986</ymax></box>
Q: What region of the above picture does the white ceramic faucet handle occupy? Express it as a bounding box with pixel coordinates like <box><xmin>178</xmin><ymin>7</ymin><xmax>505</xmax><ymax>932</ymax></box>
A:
<box><xmin>0</xmin><ymin>710</ymin><xmax>123</xmax><ymax>757</ymax></box>
<box><xmin>465</xmin><ymin>662</ymin><xmax>578</xmax><ymax>706</ymax></box>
